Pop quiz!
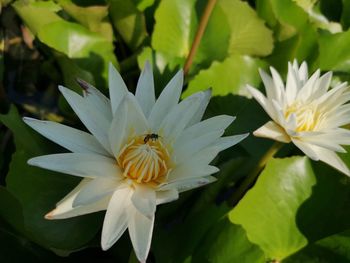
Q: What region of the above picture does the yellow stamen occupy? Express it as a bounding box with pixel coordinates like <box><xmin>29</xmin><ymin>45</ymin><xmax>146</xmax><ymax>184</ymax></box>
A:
<box><xmin>117</xmin><ymin>136</ymin><xmax>170</xmax><ymax>185</ymax></box>
<box><xmin>285</xmin><ymin>102</ymin><xmax>324</xmax><ymax>132</ymax></box>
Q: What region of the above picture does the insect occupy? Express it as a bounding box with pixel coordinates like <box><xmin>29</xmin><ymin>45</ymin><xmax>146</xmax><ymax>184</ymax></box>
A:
<box><xmin>144</xmin><ymin>133</ymin><xmax>160</xmax><ymax>143</ymax></box>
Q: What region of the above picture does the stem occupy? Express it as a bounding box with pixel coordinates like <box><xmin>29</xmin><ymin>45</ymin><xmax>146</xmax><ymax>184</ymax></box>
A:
<box><xmin>230</xmin><ymin>141</ymin><xmax>283</xmax><ymax>206</ymax></box>
<box><xmin>183</xmin><ymin>0</ymin><xmax>217</xmax><ymax>76</ymax></box>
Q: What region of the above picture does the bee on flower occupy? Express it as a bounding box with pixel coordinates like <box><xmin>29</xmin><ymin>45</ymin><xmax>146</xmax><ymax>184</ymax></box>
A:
<box><xmin>24</xmin><ymin>62</ymin><xmax>248</xmax><ymax>262</ymax></box>
<box><xmin>248</xmin><ymin>60</ymin><xmax>350</xmax><ymax>176</ymax></box>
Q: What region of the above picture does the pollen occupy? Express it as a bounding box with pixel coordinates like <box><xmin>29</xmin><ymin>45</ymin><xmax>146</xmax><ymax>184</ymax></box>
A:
<box><xmin>117</xmin><ymin>135</ymin><xmax>171</xmax><ymax>185</ymax></box>
<box><xmin>285</xmin><ymin>102</ymin><xmax>325</xmax><ymax>132</ymax></box>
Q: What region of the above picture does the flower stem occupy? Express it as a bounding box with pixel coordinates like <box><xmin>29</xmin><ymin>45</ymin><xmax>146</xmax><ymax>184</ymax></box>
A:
<box><xmin>230</xmin><ymin>141</ymin><xmax>283</xmax><ymax>206</ymax></box>
<box><xmin>183</xmin><ymin>0</ymin><xmax>217</xmax><ymax>76</ymax></box>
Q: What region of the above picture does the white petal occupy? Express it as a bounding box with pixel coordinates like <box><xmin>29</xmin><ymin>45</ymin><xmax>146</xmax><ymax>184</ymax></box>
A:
<box><xmin>186</xmin><ymin>88</ymin><xmax>212</xmax><ymax>127</ymax></box>
<box><xmin>259</xmin><ymin>68</ymin><xmax>280</xmax><ymax>101</ymax></box>
<box><xmin>109</xmin><ymin>97</ymin><xmax>128</xmax><ymax>159</ymax></box>
<box><xmin>297</xmin><ymin>69</ymin><xmax>320</xmax><ymax>101</ymax></box>
<box><xmin>148</xmin><ymin>70</ymin><xmax>183</xmax><ymax>130</ymax></box>
<box><xmin>160</xmin><ymin>93</ymin><xmax>202</xmax><ymax>142</ymax></box>
<box><xmin>76</xmin><ymin>78</ymin><xmax>113</xmax><ymax>121</ymax></box>
<box><xmin>285</xmin><ymin>62</ymin><xmax>299</xmax><ymax>104</ymax></box>
<box><xmin>131</xmin><ymin>184</ymin><xmax>156</xmax><ymax>219</ymax></box>
<box><xmin>109</xmin><ymin>63</ymin><xmax>128</xmax><ymax>114</ymax></box>
<box><xmin>159</xmin><ymin>175</ymin><xmax>217</xmax><ymax>192</ymax></box>
<box><xmin>301</xmin><ymin>134</ymin><xmax>346</xmax><ymax>153</ymax></box>
<box><xmin>168</xmin><ymin>147</ymin><xmax>220</xmax><ymax>181</ymax></box>
<box><xmin>28</xmin><ymin>153</ymin><xmax>122</xmax><ymax>179</ymax></box>
<box><xmin>135</xmin><ymin>61</ymin><xmax>156</xmax><ymax>117</ymax></box>
<box><xmin>128</xmin><ymin>205</ymin><xmax>155</xmax><ymax>263</ymax></box>
<box><xmin>298</xmin><ymin>61</ymin><xmax>309</xmax><ymax>84</ymax></box>
<box><xmin>156</xmin><ymin>189</ymin><xmax>179</xmax><ymax>205</ymax></box>
<box><xmin>313</xmin><ymin>146</ymin><xmax>350</xmax><ymax>176</ymax></box>
<box><xmin>59</xmin><ymin>86</ymin><xmax>112</xmax><ymax>154</ymax></box>
<box><xmin>23</xmin><ymin>117</ymin><xmax>109</xmax><ymax>156</ymax></box>
<box><xmin>101</xmin><ymin>187</ymin><xmax>132</xmax><ymax>250</ymax></box>
<box><xmin>253</xmin><ymin>121</ymin><xmax>291</xmax><ymax>143</ymax></box>
<box><xmin>246</xmin><ymin>85</ymin><xmax>276</xmax><ymax>121</ymax></box>
<box><xmin>179</xmin><ymin>115</ymin><xmax>235</xmax><ymax>144</ymax></box>
<box><xmin>292</xmin><ymin>139</ymin><xmax>320</xmax><ymax>160</ymax></box>
<box><xmin>213</xmin><ymin>133</ymin><xmax>249</xmax><ymax>152</ymax></box>
<box><xmin>173</xmin><ymin>129</ymin><xmax>224</xmax><ymax>164</ymax></box>
<box><xmin>45</xmin><ymin>178</ymin><xmax>109</xmax><ymax>220</ymax></box>
<box><xmin>270</xmin><ymin>66</ymin><xmax>285</xmax><ymax>96</ymax></box>
<box><xmin>109</xmin><ymin>95</ymin><xmax>149</xmax><ymax>158</ymax></box>
<box><xmin>73</xmin><ymin>178</ymin><xmax>122</xmax><ymax>207</ymax></box>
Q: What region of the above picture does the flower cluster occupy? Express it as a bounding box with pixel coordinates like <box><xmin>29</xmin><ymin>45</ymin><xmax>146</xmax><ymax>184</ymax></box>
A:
<box><xmin>24</xmin><ymin>60</ymin><xmax>350</xmax><ymax>262</ymax></box>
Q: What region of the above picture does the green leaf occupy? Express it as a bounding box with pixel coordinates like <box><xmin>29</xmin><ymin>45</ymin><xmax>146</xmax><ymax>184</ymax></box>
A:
<box><xmin>152</xmin><ymin>0</ymin><xmax>197</xmax><ymax>59</ymax></box>
<box><xmin>341</xmin><ymin>0</ymin><xmax>350</xmax><ymax>30</ymax></box>
<box><xmin>0</xmin><ymin>186</ymin><xmax>24</xmax><ymax>233</ymax></box>
<box><xmin>184</xmin><ymin>55</ymin><xmax>267</xmax><ymax>97</ymax></box>
<box><xmin>12</xmin><ymin>0</ymin><xmax>118</xmax><ymax>88</ymax></box>
<box><xmin>192</xmin><ymin>218</ymin><xmax>265</xmax><ymax>263</ymax></box>
<box><xmin>285</xmin><ymin>229</ymin><xmax>350</xmax><ymax>263</ymax></box>
<box><xmin>218</xmin><ymin>0</ymin><xmax>273</xmax><ymax>56</ymax></box>
<box><xmin>57</xmin><ymin>0</ymin><xmax>113</xmax><ymax>41</ymax></box>
<box><xmin>0</xmin><ymin>106</ymin><xmax>102</xmax><ymax>250</ymax></box>
<box><xmin>109</xmin><ymin>0</ymin><xmax>148</xmax><ymax>50</ymax></box>
<box><xmin>318</xmin><ymin>29</ymin><xmax>350</xmax><ymax>72</ymax></box>
<box><xmin>229</xmin><ymin>157</ymin><xmax>316</xmax><ymax>261</ymax></box>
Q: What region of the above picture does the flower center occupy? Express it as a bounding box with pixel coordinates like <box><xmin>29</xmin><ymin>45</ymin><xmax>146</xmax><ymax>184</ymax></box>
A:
<box><xmin>285</xmin><ymin>102</ymin><xmax>323</xmax><ymax>132</ymax></box>
<box><xmin>117</xmin><ymin>135</ymin><xmax>170</xmax><ymax>185</ymax></box>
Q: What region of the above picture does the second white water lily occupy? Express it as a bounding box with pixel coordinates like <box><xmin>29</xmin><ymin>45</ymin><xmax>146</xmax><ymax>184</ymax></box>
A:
<box><xmin>248</xmin><ymin>60</ymin><xmax>350</xmax><ymax>176</ymax></box>
<box><xmin>24</xmin><ymin>62</ymin><xmax>248</xmax><ymax>262</ymax></box>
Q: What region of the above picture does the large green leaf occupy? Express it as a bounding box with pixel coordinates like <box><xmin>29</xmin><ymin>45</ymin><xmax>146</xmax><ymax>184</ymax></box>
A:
<box><xmin>108</xmin><ymin>0</ymin><xmax>148</xmax><ymax>50</ymax></box>
<box><xmin>184</xmin><ymin>55</ymin><xmax>267</xmax><ymax>97</ymax></box>
<box><xmin>12</xmin><ymin>0</ymin><xmax>118</xmax><ymax>88</ymax></box>
<box><xmin>192</xmin><ymin>218</ymin><xmax>265</xmax><ymax>263</ymax></box>
<box><xmin>285</xmin><ymin>229</ymin><xmax>350</xmax><ymax>263</ymax></box>
<box><xmin>229</xmin><ymin>157</ymin><xmax>316</xmax><ymax>261</ymax></box>
<box><xmin>318</xmin><ymin>29</ymin><xmax>350</xmax><ymax>72</ymax></box>
<box><xmin>57</xmin><ymin>0</ymin><xmax>113</xmax><ymax>41</ymax></box>
<box><xmin>151</xmin><ymin>0</ymin><xmax>196</xmax><ymax>59</ymax></box>
<box><xmin>218</xmin><ymin>0</ymin><xmax>273</xmax><ymax>56</ymax></box>
<box><xmin>0</xmin><ymin>106</ymin><xmax>102</xmax><ymax>250</ymax></box>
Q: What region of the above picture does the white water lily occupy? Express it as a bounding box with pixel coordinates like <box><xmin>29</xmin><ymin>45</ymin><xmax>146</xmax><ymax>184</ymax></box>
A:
<box><xmin>248</xmin><ymin>60</ymin><xmax>350</xmax><ymax>176</ymax></box>
<box><xmin>24</xmin><ymin>62</ymin><xmax>248</xmax><ymax>262</ymax></box>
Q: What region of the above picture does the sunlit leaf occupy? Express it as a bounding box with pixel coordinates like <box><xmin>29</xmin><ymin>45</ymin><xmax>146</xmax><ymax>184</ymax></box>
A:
<box><xmin>229</xmin><ymin>157</ymin><xmax>316</xmax><ymax>261</ymax></box>
<box><xmin>184</xmin><ymin>55</ymin><xmax>266</xmax><ymax>97</ymax></box>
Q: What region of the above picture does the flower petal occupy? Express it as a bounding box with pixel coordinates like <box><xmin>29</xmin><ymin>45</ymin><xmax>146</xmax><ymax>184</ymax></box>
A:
<box><xmin>156</xmin><ymin>189</ymin><xmax>179</xmax><ymax>205</ymax></box>
<box><xmin>135</xmin><ymin>61</ymin><xmax>156</xmax><ymax>117</ymax></box>
<box><xmin>253</xmin><ymin>121</ymin><xmax>291</xmax><ymax>143</ymax></box>
<box><xmin>179</xmin><ymin>115</ymin><xmax>235</xmax><ymax>144</ymax></box>
<box><xmin>109</xmin><ymin>94</ymin><xmax>149</xmax><ymax>158</ymax></box>
<box><xmin>45</xmin><ymin>178</ymin><xmax>109</xmax><ymax>220</ymax></box>
<box><xmin>131</xmin><ymin>184</ymin><xmax>156</xmax><ymax>219</ymax></box>
<box><xmin>59</xmin><ymin>86</ymin><xmax>112</xmax><ymax>154</ymax></box>
<box><xmin>28</xmin><ymin>153</ymin><xmax>122</xmax><ymax>178</ymax></box>
<box><xmin>160</xmin><ymin>93</ymin><xmax>202</xmax><ymax>142</ymax></box>
<box><xmin>73</xmin><ymin>178</ymin><xmax>122</xmax><ymax>207</ymax></box>
<box><xmin>101</xmin><ymin>187</ymin><xmax>132</xmax><ymax>250</ymax></box>
<box><xmin>128</xmin><ymin>205</ymin><xmax>155</xmax><ymax>263</ymax></box>
<box><xmin>186</xmin><ymin>88</ymin><xmax>212</xmax><ymax>127</ymax></box>
<box><xmin>173</xmin><ymin>129</ymin><xmax>225</xmax><ymax>164</ymax></box>
<box><xmin>313</xmin><ymin>146</ymin><xmax>350</xmax><ymax>176</ymax></box>
<box><xmin>23</xmin><ymin>117</ymin><xmax>109</xmax><ymax>156</ymax></box>
<box><xmin>292</xmin><ymin>139</ymin><xmax>320</xmax><ymax>160</ymax></box>
<box><xmin>76</xmin><ymin>78</ymin><xmax>113</xmax><ymax>121</ymax></box>
<box><xmin>159</xmin><ymin>176</ymin><xmax>217</xmax><ymax>192</ymax></box>
<box><xmin>109</xmin><ymin>63</ymin><xmax>128</xmax><ymax>114</ymax></box>
<box><xmin>213</xmin><ymin>133</ymin><xmax>249</xmax><ymax>152</ymax></box>
<box><xmin>148</xmin><ymin>70</ymin><xmax>183</xmax><ymax>130</ymax></box>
